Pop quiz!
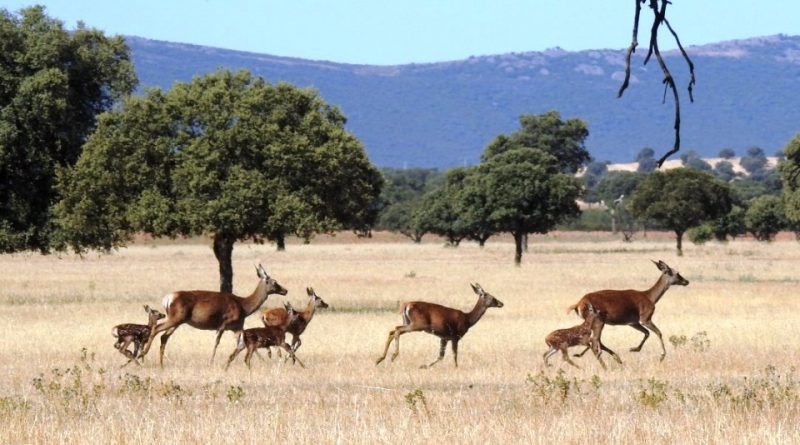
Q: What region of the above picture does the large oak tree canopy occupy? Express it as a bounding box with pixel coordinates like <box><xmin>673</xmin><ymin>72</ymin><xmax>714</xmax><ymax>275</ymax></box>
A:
<box><xmin>54</xmin><ymin>70</ymin><xmax>382</xmax><ymax>292</ymax></box>
<box><xmin>0</xmin><ymin>6</ymin><xmax>137</xmax><ymax>253</ymax></box>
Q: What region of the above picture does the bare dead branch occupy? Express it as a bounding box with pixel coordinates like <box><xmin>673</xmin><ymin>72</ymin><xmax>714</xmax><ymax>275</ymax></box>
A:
<box><xmin>648</xmin><ymin>0</ymin><xmax>682</xmax><ymax>167</ymax></box>
<box><xmin>663</xmin><ymin>16</ymin><xmax>696</xmax><ymax>102</ymax></box>
<box><xmin>617</xmin><ymin>0</ymin><xmax>694</xmax><ymax>167</ymax></box>
<box><xmin>617</xmin><ymin>0</ymin><xmax>644</xmax><ymax>98</ymax></box>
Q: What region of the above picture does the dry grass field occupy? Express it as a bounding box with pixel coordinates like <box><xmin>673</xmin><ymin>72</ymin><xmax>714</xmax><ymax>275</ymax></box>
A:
<box><xmin>1</xmin><ymin>233</ymin><xmax>799</xmax><ymax>444</ymax></box>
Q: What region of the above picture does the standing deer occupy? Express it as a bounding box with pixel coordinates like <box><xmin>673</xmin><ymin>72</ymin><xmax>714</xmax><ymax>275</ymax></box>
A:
<box><xmin>225</xmin><ymin>304</ymin><xmax>305</xmax><ymax>369</ymax></box>
<box><xmin>568</xmin><ymin>260</ymin><xmax>689</xmax><ymax>362</ymax></box>
<box><xmin>112</xmin><ymin>305</ymin><xmax>165</xmax><ymax>367</ymax></box>
<box><xmin>261</xmin><ymin>287</ymin><xmax>328</xmax><ymax>360</ymax></box>
<box><xmin>140</xmin><ymin>263</ymin><xmax>287</xmax><ymax>367</ymax></box>
<box><xmin>543</xmin><ymin>302</ymin><xmax>607</xmax><ymax>369</ymax></box>
<box><xmin>375</xmin><ymin>283</ymin><xmax>504</xmax><ymax>368</ymax></box>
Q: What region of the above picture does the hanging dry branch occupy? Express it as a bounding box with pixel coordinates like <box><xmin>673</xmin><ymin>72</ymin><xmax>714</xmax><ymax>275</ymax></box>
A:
<box><xmin>617</xmin><ymin>0</ymin><xmax>696</xmax><ymax>168</ymax></box>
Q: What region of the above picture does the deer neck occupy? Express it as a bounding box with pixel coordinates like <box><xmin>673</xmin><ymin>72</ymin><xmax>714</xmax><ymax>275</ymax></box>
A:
<box><xmin>466</xmin><ymin>298</ymin><xmax>490</xmax><ymax>328</ymax></box>
<box><xmin>646</xmin><ymin>273</ymin><xmax>671</xmax><ymax>305</ymax></box>
<box><xmin>301</xmin><ymin>300</ymin><xmax>317</xmax><ymax>322</ymax></box>
<box><xmin>241</xmin><ymin>280</ymin><xmax>269</xmax><ymax>315</ymax></box>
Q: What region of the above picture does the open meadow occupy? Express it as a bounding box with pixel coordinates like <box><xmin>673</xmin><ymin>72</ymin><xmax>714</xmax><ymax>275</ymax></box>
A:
<box><xmin>1</xmin><ymin>233</ymin><xmax>799</xmax><ymax>444</ymax></box>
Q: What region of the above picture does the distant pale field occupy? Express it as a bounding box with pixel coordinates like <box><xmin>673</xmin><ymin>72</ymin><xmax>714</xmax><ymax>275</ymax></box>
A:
<box><xmin>1</xmin><ymin>233</ymin><xmax>799</xmax><ymax>444</ymax></box>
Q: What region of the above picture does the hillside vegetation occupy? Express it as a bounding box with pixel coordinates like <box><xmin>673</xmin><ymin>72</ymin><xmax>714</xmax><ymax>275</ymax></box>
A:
<box><xmin>128</xmin><ymin>35</ymin><xmax>800</xmax><ymax>167</ymax></box>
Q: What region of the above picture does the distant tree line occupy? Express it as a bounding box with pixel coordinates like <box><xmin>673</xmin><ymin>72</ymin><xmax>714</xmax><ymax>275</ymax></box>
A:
<box><xmin>5</xmin><ymin>6</ymin><xmax>800</xmax><ymax>287</ymax></box>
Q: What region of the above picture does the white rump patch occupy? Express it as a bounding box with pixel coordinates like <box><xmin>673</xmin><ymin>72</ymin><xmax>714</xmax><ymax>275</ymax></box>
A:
<box><xmin>162</xmin><ymin>293</ymin><xmax>174</xmax><ymax>311</ymax></box>
<box><xmin>237</xmin><ymin>333</ymin><xmax>245</xmax><ymax>350</ymax></box>
<box><xmin>111</xmin><ymin>327</ymin><xmax>118</xmax><ymax>338</ymax></box>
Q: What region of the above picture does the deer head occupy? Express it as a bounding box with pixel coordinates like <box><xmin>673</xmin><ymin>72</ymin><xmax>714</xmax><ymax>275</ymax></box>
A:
<box><xmin>143</xmin><ymin>305</ymin><xmax>165</xmax><ymax>324</ymax></box>
<box><xmin>470</xmin><ymin>283</ymin><xmax>504</xmax><ymax>308</ymax></box>
<box><xmin>256</xmin><ymin>263</ymin><xmax>288</xmax><ymax>296</ymax></box>
<box><xmin>652</xmin><ymin>260</ymin><xmax>690</xmax><ymax>286</ymax></box>
<box><xmin>306</xmin><ymin>287</ymin><xmax>329</xmax><ymax>309</ymax></box>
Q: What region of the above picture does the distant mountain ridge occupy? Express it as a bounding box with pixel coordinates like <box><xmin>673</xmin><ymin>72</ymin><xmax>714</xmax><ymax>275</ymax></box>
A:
<box><xmin>126</xmin><ymin>34</ymin><xmax>800</xmax><ymax>168</ymax></box>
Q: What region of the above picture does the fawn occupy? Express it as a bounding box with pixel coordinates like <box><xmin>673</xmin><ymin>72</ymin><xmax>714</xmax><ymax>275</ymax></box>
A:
<box><xmin>112</xmin><ymin>305</ymin><xmax>165</xmax><ymax>367</ymax></box>
<box><xmin>543</xmin><ymin>302</ymin><xmax>607</xmax><ymax>369</ymax></box>
<box><xmin>225</xmin><ymin>303</ymin><xmax>305</xmax><ymax>370</ymax></box>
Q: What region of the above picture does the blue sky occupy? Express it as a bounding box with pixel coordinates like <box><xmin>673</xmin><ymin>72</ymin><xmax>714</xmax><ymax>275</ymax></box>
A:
<box><xmin>4</xmin><ymin>1</ymin><xmax>799</xmax><ymax>65</ymax></box>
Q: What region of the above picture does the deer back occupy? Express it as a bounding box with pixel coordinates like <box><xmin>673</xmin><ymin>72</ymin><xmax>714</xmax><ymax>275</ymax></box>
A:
<box><xmin>403</xmin><ymin>301</ymin><xmax>469</xmax><ymax>338</ymax></box>
<box><xmin>575</xmin><ymin>289</ymin><xmax>653</xmax><ymax>326</ymax></box>
<box><xmin>165</xmin><ymin>290</ymin><xmax>246</xmax><ymax>330</ymax></box>
<box><xmin>112</xmin><ymin>323</ymin><xmax>151</xmax><ymax>340</ymax></box>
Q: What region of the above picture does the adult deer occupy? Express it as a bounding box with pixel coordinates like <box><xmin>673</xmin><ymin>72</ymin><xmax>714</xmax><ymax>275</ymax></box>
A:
<box><xmin>543</xmin><ymin>302</ymin><xmax>607</xmax><ymax>369</ymax></box>
<box><xmin>261</xmin><ymin>287</ymin><xmax>328</xmax><ymax>360</ymax></box>
<box><xmin>141</xmin><ymin>263</ymin><xmax>287</xmax><ymax>367</ymax></box>
<box><xmin>568</xmin><ymin>260</ymin><xmax>689</xmax><ymax>362</ymax></box>
<box><xmin>375</xmin><ymin>283</ymin><xmax>503</xmax><ymax>368</ymax></box>
<box><xmin>112</xmin><ymin>305</ymin><xmax>165</xmax><ymax>367</ymax></box>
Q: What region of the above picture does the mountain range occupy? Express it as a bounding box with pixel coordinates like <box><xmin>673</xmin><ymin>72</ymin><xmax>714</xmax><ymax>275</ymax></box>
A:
<box><xmin>127</xmin><ymin>34</ymin><xmax>800</xmax><ymax>168</ymax></box>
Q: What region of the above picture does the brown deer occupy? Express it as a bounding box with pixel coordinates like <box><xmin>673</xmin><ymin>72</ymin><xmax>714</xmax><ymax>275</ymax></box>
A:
<box><xmin>543</xmin><ymin>303</ymin><xmax>607</xmax><ymax>369</ymax></box>
<box><xmin>112</xmin><ymin>305</ymin><xmax>165</xmax><ymax>367</ymax></box>
<box><xmin>141</xmin><ymin>263</ymin><xmax>287</xmax><ymax>367</ymax></box>
<box><xmin>568</xmin><ymin>260</ymin><xmax>689</xmax><ymax>362</ymax></box>
<box><xmin>224</xmin><ymin>304</ymin><xmax>305</xmax><ymax>369</ymax></box>
<box><xmin>261</xmin><ymin>287</ymin><xmax>328</xmax><ymax>360</ymax></box>
<box><xmin>375</xmin><ymin>283</ymin><xmax>504</xmax><ymax>368</ymax></box>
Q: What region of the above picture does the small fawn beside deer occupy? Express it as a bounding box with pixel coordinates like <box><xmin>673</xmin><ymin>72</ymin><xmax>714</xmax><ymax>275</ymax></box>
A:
<box><xmin>112</xmin><ymin>305</ymin><xmax>165</xmax><ymax>367</ymax></box>
<box><xmin>261</xmin><ymin>287</ymin><xmax>328</xmax><ymax>361</ymax></box>
<box><xmin>225</xmin><ymin>303</ymin><xmax>305</xmax><ymax>370</ymax></box>
<box><xmin>543</xmin><ymin>302</ymin><xmax>607</xmax><ymax>369</ymax></box>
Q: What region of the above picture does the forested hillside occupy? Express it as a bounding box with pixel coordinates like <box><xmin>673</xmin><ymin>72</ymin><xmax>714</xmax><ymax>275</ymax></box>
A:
<box><xmin>127</xmin><ymin>35</ymin><xmax>800</xmax><ymax>167</ymax></box>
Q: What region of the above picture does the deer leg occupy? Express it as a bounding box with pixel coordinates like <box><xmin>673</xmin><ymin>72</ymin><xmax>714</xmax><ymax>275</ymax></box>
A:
<box><xmin>421</xmin><ymin>338</ymin><xmax>448</xmax><ymax>369</ymax></box>
<box><xmin>290</xmin><ymin>336</ymin><xmax>301</xmax><ymax>364</ymax></box>
<box><xmin>224</xmin><ymin>342</ymin><xmax>245</xmax><ymax>371</ymax></box>
<box><xmin>641</xmin><ymin>320</ymin><xmax>666</xmax><ymax>361</ymax></box>
<box><xmin>573</xmin><ymin>345</ymin><xmax>591</xmax><ymax>358</ymax></box>
<box><xmin>596</xmin><ymin>338</ymin><xmax>622</xmax><ymax>364</ymax></box>
<box><xmin>210</xmin><ymin>328</ymin><xmax>227</xmax><ymax>364</ymax></box>
<box><xmin>591</xmin><ymin>341</ymin><xmax>608</xmax><ymax>370</ymax></box>
<box><xmin>375</xmin><ymin>328</ymin><xmax>398</xmax><ymax>365</ymax></box>
<box><xmin>451</xmin><ymin>339</ymin><xmax>459</xmax><ymax>368</ymax></box>
<box><xmin>158</xmin><ymin>326</ymin><xmax>178</xmax><ymax>368</ymax></box>
<box><xmin>543</xmin><ymin>346</ymin><xmax>558</xmax><ymax>367</ymax></box>
<box><xmin>244</xmin><ymin>346</ymin><xmax>256</xmax><ymax>370</ymax></box>
<box><xmin>561</xmin><ymin>348</ymin><xmax>581</xmax><ymax>369</ymax></box>
<box><xmin>281</xmin><ymin>343</ymin><xmax>305</xmax><ymax>368</ymax></box>
<box><xmin>629</xmin><ymin>323</ymin><xmax>650</xmax><ymax>352</ymax></box>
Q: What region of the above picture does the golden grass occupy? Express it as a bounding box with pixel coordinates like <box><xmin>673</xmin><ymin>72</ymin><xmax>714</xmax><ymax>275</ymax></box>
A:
<box><xmin>1</xmin><ymin>234</ymin><xmax>799</xmax><ymax>444</ymax></box>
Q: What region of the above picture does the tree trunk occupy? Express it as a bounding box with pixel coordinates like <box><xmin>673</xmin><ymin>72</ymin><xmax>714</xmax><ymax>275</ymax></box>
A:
<box><xmin>513</xmin><ymin>232</ymin><xmax>524</xmax><ymax>266</ymax></box>
<box><xmin>522</xmin><ymin>233</ymin><xmax>528</xmax><ymax>252</ymax></box>
<box><xmin>213</xmin><ymin>233</ymin><xmax>235</xmax><ymax>293</ymax></box>
<box><xmin>275</xmin><ymin>234</ymin><xmax>286</xmax><ymax>251</ymax></box>
<box><xmin>675</xmin><ymin>230</ymin><xmax>684</xmax><ymax>256</ymax></box>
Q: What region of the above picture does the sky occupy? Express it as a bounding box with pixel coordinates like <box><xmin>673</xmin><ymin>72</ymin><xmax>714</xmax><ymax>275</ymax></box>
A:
<box><xmin>3</xmin><ymin>1</ymin><xmax>799</xmax><ymax>65</ymax></box>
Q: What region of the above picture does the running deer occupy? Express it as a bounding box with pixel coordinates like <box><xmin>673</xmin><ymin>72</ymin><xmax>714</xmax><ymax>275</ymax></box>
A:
<box><xmin>112</xmin><ymin>305</ymin><xmax>165</xmax><ymax>367</ymax></box>
<box><xmin>543</xmin><ymin>302</ymin><xmax>607</xmax><ymax>369</ymax></box>
<box><xmin>225</xmin><ymin>304</ymin><xmax>305</xmax><ymax>369</ymax></box>
<box><xmin>261</xmin><ymin>287</ymin><xmax>328</xmax><ymax>360</ymax></box>
<box><xmin>568</xmin><ymin>260</ymin><xmax>689</xmax><ymax>362</ymax></box>
<box><xmin>141</xmin><ymin>263</ymin><xmax>287</xmax><ymax>367</ymax></box>
<box><xmin>375</xmin><ymin>283</ymin><xmax>504</xmax><ymax>368</ymax></box>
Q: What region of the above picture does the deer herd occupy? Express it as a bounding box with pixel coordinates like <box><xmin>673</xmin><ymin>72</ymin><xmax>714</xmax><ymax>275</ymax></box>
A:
<box><xmin>112</xmin><ymin>260</ymin><xmax>689</xmax><ymax>371</ymax></box>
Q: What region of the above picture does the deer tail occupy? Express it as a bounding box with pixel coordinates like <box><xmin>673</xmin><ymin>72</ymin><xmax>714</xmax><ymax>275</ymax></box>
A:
<box><xmin>567</xmin><ymin>303</ymin><xmax>581</xmax><ymax>316</ymax></box>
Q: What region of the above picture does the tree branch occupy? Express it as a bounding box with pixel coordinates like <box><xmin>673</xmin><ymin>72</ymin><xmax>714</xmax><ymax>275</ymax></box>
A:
<box><xmin>617</xmin><ymin>0</ymin><xmax>644</xmax><ymax>98</ymax></box>
<box><xmin>617</xmin><ymin>0</ymin><xmax>696</xmax><ymax>167</ymax></box>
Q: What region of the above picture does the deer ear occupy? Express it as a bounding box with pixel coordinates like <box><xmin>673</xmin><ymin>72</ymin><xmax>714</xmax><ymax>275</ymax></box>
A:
<box><xmin>144</xmin><ymin>304</ymin><xmax>150</xmax><ymax>312</ymax></box>
<box><xmin>585</xmin><ymin>302</ymin><xmax>594</xmax><ymax>313</ymax></box>
<box><xmin>307</xmin><ymin>287</ymin><xmax>314</xmax><ymax>296</ymax></box>
<box><xmin>470</xmin><ymin>283</ymin><xmax>479</xmax><ymax>294</ymax></box>
<box><xmin>652</xmin><ymin>260</ymin><xmax>666</xmax><ymax>271</ymax></box>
